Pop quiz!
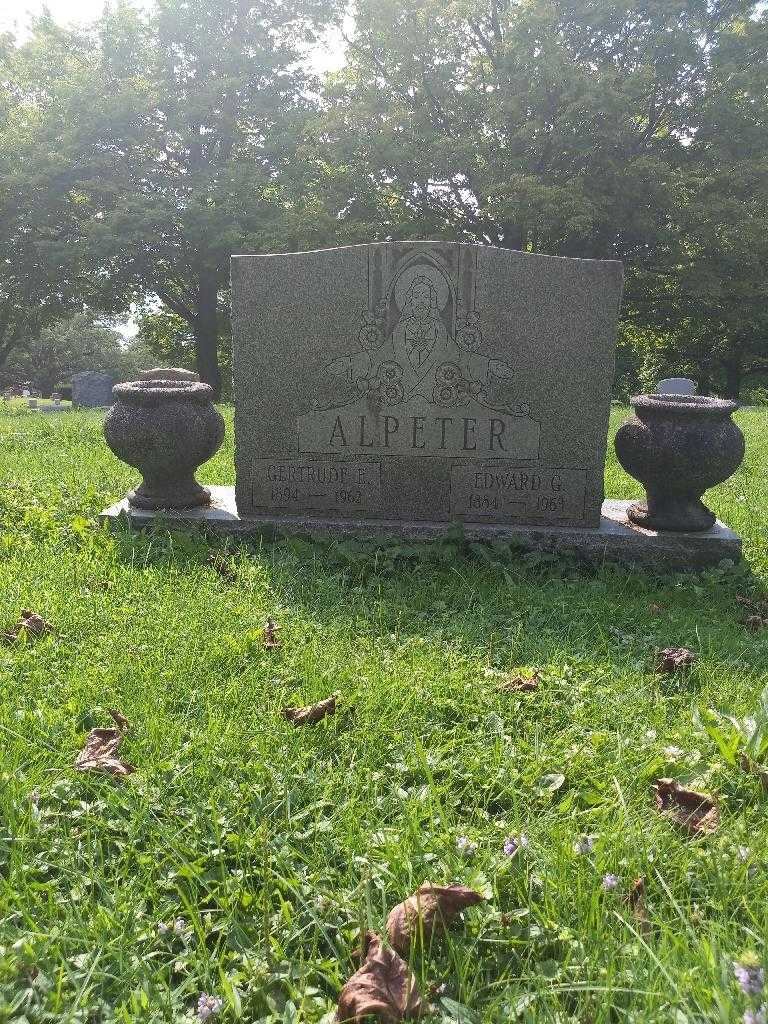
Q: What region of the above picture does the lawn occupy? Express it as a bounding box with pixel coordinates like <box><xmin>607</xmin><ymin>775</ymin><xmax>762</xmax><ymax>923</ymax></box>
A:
<box><xmin>1</xmin><ymin>403</ymin><xmax>767</xmax><ymax>1024</ymax></box>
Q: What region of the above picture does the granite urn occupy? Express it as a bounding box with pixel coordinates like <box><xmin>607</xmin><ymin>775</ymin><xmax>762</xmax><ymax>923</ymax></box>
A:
<box><xmin>614</xmin><ymin>393</ymin><xmax>744</xmax><ymax>532</ymax></box>
<box><xmin>104</xmin><ymin>378</ymin><xmax>224</xmax><ymax>510</ymax></box>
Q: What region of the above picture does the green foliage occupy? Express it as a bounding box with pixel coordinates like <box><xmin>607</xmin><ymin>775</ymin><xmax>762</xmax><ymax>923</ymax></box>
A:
<box><xmin>0</xmin><ymin>312</ymin><xmax>136</xmax><ymax>393</ymax></box>
<box><xmin>2</xmin><ymin>0</ymin><xmax>343</xmax><ymax>395</ymax></box>
<box><xmin>323</xmin><ymin>0</ymin><xmax>768</xmax><ymax>396</ymax></box>
<box><xmin>1</xmin><ymin>0</ymin><xmax>767</xmax><ymax>395</ymax></box>
<box><xmin>134</xmin><ymin>310</ymin><xmax>196</xmax><ymax>370</ymax></box>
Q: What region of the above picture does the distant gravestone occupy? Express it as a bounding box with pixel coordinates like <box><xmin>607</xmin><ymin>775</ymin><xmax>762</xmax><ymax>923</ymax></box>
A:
<box><xmin>27</xmin><ymin>397</ymin><xmax>38</xmax><ymax>410</ymax></box>
<box><xmin>71</xmin><ymin>371</ymin><xmax>115</xmax><ymax>408</ymax></box>
<box><xmin>655</xmin><ymin>377</ymin><xmax>696</xmax><ymax>396</ymax></box>
<box><xmin>232</xmin><ymin>241</ymin><xmax>624</xmax><ymax>529</ymax></box>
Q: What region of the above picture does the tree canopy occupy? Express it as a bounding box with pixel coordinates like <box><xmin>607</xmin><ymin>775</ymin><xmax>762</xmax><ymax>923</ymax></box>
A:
<box><xmin>1</xmin><ymin>0</ymin><xmax>766</xmax><ymax>397</ymax></box>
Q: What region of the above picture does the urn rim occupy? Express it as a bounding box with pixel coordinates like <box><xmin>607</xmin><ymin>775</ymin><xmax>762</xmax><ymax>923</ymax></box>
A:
<box><xmin>138</xmin><ymin>367</ymin><xmax>200</xmax><ymax>382</ymax></box>
<box><xmin>631</xmin><ymin>393</ymin><xmax>738</xmax><ymax>417</ymax></box>
<box><xmin>112</xmin><ymin>380</ymin><xmax>214</xmax><ymax>405</ymax></box>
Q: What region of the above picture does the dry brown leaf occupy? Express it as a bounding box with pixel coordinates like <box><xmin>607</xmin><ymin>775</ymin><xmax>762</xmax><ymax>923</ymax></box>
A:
<box><xmin>282</xmin><ymin>693</ymin><xmax>338</xmax><ymax>726</ymax></box>
<box><xmin>336</xmin><ymin>931</ymin><xmax>423</xmax><ymax>1023</ymax></box>
<box><xmin>4</xmin><ymin>609</ymin><xmax>53</xmax><ymax>643</ymax></box>
<box><xmin>497</xmin><ymin>671</ymin><xmax>540</xmax><ymax>693</ymax></box>
<box><xmin>653</xmin><ymin>778</ymin><xmax>719</xmax><ymax>835</ymax></box>
<box><xmin>263</xmin><ymin>617</ymin><xmax>282</xmax><ymax>649</ymax></box>
<box><xmin>207</xmin><ymin>552</ymin><xmax>237</xmax><ymax>583</ymax></box>
<box><xmin>627</xmin><ymin>876</ymin><xmax>651</xmax><ymax>937</ymax></box>
<box><xmin>75</xmin><ymin>712</ymin><xmax>135</xmax><ymax>777</ymax></box>
<box><xmin>655</xmin><ymin>647</ymin><xmax>697</xmax><ymax>674</ymax></box>
<box><xmin>386</xmin><ymin>882</ymin><xmax>484</xmax><ymax>957</ymax></box>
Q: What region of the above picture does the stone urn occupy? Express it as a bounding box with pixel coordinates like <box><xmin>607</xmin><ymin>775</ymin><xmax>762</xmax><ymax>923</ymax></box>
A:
<box><xmin>104</xmin><ymin>379</ymin><xmax>225</xmax><ymax>510</ymax></box>
<box><xmin>614</xmin><ymin>393</ymin><xmax>744</xmax><ymax>532</ymax></box>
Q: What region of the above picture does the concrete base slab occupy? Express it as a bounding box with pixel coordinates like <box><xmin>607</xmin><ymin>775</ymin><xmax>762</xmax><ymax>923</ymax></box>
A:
<box><xmin>100</xmin><ymin>486</ymin><xmax>741</xmax><ymax>571</ymax></box>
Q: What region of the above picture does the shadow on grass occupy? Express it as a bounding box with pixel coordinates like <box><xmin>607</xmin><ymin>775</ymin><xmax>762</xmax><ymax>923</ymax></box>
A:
<box><xmin>104</xmin><ymin>517</ymin><xmax>763</xmax><ymax>661</ymax></box>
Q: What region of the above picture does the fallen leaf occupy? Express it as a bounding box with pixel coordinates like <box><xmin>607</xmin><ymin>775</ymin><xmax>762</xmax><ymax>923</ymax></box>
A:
<box><xmin>336</xmin><ymin>931</ymin><xmax>423</xmax><ymax>1023</ymax></box>
<box><xmin>386</xmin><ymin>883</ymin><xmax>484</xmax><ymax>957</ymax></box>
<box><xmin>282</xmin><ymin>693</ymin><xmax>338</xmax><ymax>726</ymax></box>
<box><xmin>653</xmin><ymin>778</ymin><xmax>719</xmax><ymax>835</ymax></box>
<box><xmin>108</xmin><ymin>708</ymin><xmax>131</xmax><ymax>733</ymax></box>
<box><xmin>263</xmin><ymin>616</ymin><xmax>282</xmax><ymax>649</ymax></box>
<box><xmin>627</xmin><ymin>876</ymin><xmax>651</xmax><ymax>937</ymax></box>
<box><xmin>497</xmin><ymin>671</ymin><xmax>540</xmax><ymax>693</ymax></box>
<box><xmin>75</xmin><ymin>712</ymin><xmax>135</xmax><ymax>777</ymax></box>
<box><xmin>738</xmin><ymin>753</ymin><xmax>768</xmax><ymax>791</ymax></box>
<box><xmin>207</xmin><ymin>551</ymin><xmax>237</xmax><ymax>582</ymax></box>
<box><xmin>655</xmin><ymin>647</ymin><xmax>697</xmax><ymax>674</ymax></box>
<box><xmin>4</xmin><ymin>609</ymin><xmax>53</xmax><ymax>643</ymax></box>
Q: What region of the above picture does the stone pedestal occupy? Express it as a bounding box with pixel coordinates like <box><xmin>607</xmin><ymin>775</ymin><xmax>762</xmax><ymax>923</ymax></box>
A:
<box><xmin>100</xmin><ymin>487</ymin><xmax>741</xmax><ymax>571</ymax></box>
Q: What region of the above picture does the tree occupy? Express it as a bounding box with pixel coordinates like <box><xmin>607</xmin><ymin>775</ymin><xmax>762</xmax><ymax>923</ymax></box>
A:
<box><xmin>0</xmin><ymin>26</ymin><xmax>94</xmax><ymax>373</ymax></box>
<box><xmin>10</xmin><ymin>0</ymin><xmax>342</xmax><ymax>397</ymax></box>
<box><xmin>320</xmin><ymin>0</ymin><xmax>767</xmax><ymax>395</ymax></box>
<box><xmin>630</xmin><ymin>10</ymin><xmax>768</xmax><ymax>397</ymax></box>
<box><xmin>0</xmin><ymin>312</ymin><xmax>134</xmax><ymax>394</ymax></box>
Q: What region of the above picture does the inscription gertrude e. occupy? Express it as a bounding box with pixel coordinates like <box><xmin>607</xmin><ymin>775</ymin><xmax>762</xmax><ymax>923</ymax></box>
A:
<box><xmin>248</xmin><ymin>459</ymin><xmax>381</xmax><ymax>515</ymax></box>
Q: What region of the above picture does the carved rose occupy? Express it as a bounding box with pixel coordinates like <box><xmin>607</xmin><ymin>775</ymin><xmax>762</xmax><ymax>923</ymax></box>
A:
<box><xmin>435</xmin><ymin>362</ymin><xmax>461</xmax><ymax>386</ymax></box>
<box><xmin>381</xmin><ymin>382</ymin><xmax>405</xmax><ymax>405</ymax></box>
<box><xmin>456</xmin><ymin>313</ymin><xmax>483</xmax><ymax>351</ymax></box>
<box><xmin>378</xmin><ymin>361</ymin><xmax>404</xmax><ymax>383</ymax></box>
<box><xmin>433</xmin><ymin>384</ymin><xmax>458</xmax><ymax>406</ymax></box>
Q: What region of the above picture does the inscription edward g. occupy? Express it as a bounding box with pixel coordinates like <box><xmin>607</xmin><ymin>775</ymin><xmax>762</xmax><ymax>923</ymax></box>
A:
<box><xmin>451</xmin><ymin>464</ymin><xmax>587</xmax><ymax>521</ymax></box>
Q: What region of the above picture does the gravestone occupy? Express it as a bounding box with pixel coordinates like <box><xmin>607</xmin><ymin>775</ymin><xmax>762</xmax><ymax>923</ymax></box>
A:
<box><xmin>231</xmin><ymin>241</ymin><xmax>624</xmax><ymax>529</ymax></box>
<box><xmin>101</xmin><ymin>241</ymin><xmax>744</xmax><ymax>569</ymax></box>
<box><xmin>71</xmin><ymin>371</ymin><xmax>115</xmax><ymax>408</ymax></box>
<box><xmin>655</xmin><ymin>377</ymin><xmax>696</xmax><ymax>396</ymax></box>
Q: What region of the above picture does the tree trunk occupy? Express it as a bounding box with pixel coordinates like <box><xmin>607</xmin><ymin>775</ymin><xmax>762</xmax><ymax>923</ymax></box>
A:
<box><xmin>194</xmin><ymin>274</ymin><xmax>221</xmax><ymax>400</ymax></box>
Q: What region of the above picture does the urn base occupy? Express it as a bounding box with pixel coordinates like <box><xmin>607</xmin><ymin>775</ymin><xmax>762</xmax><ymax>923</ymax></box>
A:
<box><xmin>127</xmin><ymin>477</ymin><xmax>212</xmax><ymax>510</ymax></box>
<box><xmin>627</xmin><ymin>497</ymin><xmax>716</xmax><ymax>533</ymax></box>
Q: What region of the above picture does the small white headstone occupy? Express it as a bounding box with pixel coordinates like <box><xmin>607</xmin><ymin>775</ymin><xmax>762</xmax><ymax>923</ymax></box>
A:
<box><xmin>655</xmin><ymin>377</ymin><xmax>696</xmax><ymax>396</ymax></box>
<box><xmin>22</xmin><ymin>388</ymin><xmax>30</xmax><ymax>398</ymax></box>
<box><xmin>27</xmin><ymin>397</ymin><xmax>38</xmax><ymax>409</ymax></box>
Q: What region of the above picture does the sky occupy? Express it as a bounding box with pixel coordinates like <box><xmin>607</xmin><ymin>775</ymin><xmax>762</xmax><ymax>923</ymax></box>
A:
<box><xmin>0</xmin><ymin>0</ymin><xmax>147</xmax><ymax>35</ymax></box>
<box><xmin>0</xmin><ymin>0</ymin><xmax>347</xmax><ymax>72</ymax></box>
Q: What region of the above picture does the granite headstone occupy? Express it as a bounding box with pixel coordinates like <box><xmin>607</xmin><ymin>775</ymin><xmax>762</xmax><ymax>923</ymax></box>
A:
<box><xmin>72</xmin><ymin>371</ymin><xmax>115</xmax><ymax>408</ymax></box>
<box><xmin>232</xmin><ymin>242</ymin><xmax>624</xmax><ymax>530</ymax></box>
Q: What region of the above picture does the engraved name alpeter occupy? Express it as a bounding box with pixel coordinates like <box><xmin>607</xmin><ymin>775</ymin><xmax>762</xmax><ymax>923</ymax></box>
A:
<box><xmin>296</xmin><ymin>245</ymin><xmax>541</xmax><ymax>460</ymax></box>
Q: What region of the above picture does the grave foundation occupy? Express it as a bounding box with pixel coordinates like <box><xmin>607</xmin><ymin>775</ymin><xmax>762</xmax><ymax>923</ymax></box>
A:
<box><xmin>100</xmin><ymin>486</ymin><xmax>740</xmax><ymax>571</ymax></box>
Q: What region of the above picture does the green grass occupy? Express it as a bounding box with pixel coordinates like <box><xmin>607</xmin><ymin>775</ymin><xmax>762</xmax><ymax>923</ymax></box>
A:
<box><xmin>0</xmin><ymin>404</ymin><xmax>767</xmax><ymax>1024</ymax></box>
